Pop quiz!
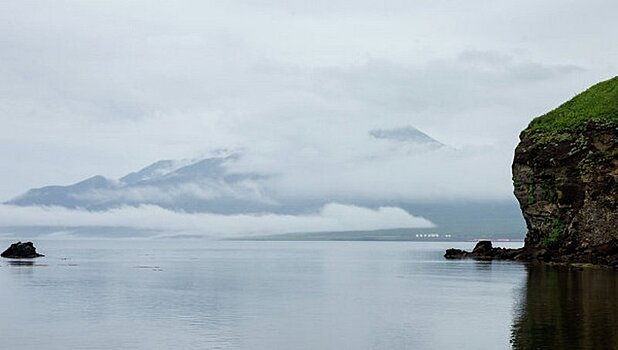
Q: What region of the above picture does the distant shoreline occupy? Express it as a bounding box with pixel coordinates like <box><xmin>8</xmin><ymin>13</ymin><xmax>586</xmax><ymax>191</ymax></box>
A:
<box><xmin>229</xmin><ymin>230</ymin><xmax>524</xmax><ymax>242</ymax></box>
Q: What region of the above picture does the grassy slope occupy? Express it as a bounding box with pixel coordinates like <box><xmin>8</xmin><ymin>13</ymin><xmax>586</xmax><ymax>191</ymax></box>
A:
<box><xmin>527</xmin><ymin>76</ymin><xmax>618</xmax><ymax>135</ymax></box>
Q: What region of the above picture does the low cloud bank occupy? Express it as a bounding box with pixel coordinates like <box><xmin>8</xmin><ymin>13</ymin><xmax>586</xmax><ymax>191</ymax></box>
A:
<box><xmin>0</xmin><ymin>203</ymin><xmax>434</xmax><ymax>238</ymax></box>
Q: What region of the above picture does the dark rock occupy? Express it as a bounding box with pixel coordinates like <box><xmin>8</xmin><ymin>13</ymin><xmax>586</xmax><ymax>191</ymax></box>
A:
<box><xmin>1</xmin><ymin>242</ymin><xmax>44</xmax><ymax>259</ymax></box>
<box><xmin>595</xmin><ymin>240</ymin><xmax>618</xmax><ymax>256</ymax></box>
<box><xmin>512</xmin><ymin>122</ymin><xmax>617</xmax><ymax>253</ymax></box>
<box><xmin>472</xmin><ymin>240</ymin><xmax>492</xmax><ymax>254</ymax></box>
<box><xmin>444</xmin><ymin>248</ymin><xmax>467</xmax><ymax>259</ymax></box>
<box><xmin>444</xmin><ymin>241</ymin><xmax>525</xmax><ymax>261</ymax></box>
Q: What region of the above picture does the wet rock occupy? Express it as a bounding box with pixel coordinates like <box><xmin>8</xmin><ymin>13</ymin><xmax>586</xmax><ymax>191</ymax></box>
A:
<box><xmin>1</xmin><ymin>242</ymin><xmax>44</xmax><ymax>259</ymax></box>
<box><xmin>444</xmin><ymin>248</ymin><xmax>467</xmax><ymax>259</ymax></box>
<box><xmin>444</xmin><ymin>240</ymin><xmax>618</xmax><ymax>267</ymax></box>
<box><xmin>472</xmin><ymin>240</ymin><xmax>493</xmax><ymax>254</ymax></box>
<box><xmin>444</xmin><ymin>241</ymin><xmax>525</xmax><ymax>261</ymax></box>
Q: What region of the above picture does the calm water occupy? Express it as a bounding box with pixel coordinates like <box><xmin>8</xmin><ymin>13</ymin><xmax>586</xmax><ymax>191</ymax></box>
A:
<box><xmin>0</xmin><ymin>240</ymin><xmax>616</xmax><ymax>350</ymax></box>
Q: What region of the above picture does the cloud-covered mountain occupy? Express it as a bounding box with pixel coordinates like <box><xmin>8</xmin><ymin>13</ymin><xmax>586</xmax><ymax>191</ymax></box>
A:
<box><xmin>6</xmin><ymin>154</ymin><xmax>278</xmax><ymax>213</ymax></box>
<box><xmin>6</xmin><ymin>126</ymin><xmax>453</xmax><ymax>213</ymax></box>
<box><xmin>2</xmin><ymin>125</ymin><xmax>526</xmax><ymax>239</ymax></box>
<box><xmin>369</xmin><ymin>126</ymin><xmax>444</xmax><ymax>148</ymax></box>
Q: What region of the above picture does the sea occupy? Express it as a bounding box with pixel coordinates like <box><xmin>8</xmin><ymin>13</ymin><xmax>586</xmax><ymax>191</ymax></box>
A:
<box><xmin>0</xmin><ymin>240</ymin><xmax>616</xmax><ymax>350</ymax></box>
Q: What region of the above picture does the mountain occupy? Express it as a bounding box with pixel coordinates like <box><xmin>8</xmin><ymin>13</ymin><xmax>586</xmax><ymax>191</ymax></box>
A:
<box><xmin>369</xmin><ymin>126</ymin><xmax>444</xmax><ymax>148</ymax></box>
<box><xmin>6</xmin><ymin>175</ymin><xmax>118</xmax><ymax>209</ymax></box>
<box><xmin>8</xmin><ymin>125</ymin><xmax>448</xmax><ymax>213</ymax></box>
<box><xmin>5</xmin><ymin>124</ymin><xmax>527</xmax><ymax>238</ymax></box>
<box><xmin>6</xmin><ymin>154</ymin><xmax>277</xmax><ymax>213</ymax></box>
<box><xmin>119</xmin><ymin>159</ymin><xmax>197</xmax><ymax>185</ymax></box>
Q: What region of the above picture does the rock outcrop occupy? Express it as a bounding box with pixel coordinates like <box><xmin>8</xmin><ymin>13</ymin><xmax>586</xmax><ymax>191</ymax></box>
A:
<box><xmin>447</xmin><ymin>76</ymin><xmax>618</xmax><ymax>266</ymax></box>
<box><xmin>1</xmin><ymin>241</ymin><xmax>44</xmax><ymax>259</ymax></box>
<box><xmin>444</xmin><ymin>240</ymin><xmax>525</xmax><ymax>260</ymax></box>
<box><xmin>512</xmin><ymin>76</ymin><xmax>618</xmax><ymax>265</ymax></box>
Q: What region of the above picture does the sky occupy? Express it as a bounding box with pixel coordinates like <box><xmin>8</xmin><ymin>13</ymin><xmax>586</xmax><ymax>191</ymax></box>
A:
<box><xmin>1</xmin><ymin>1</ymin><xmax>617</xmax><ymax>236</ymax></box>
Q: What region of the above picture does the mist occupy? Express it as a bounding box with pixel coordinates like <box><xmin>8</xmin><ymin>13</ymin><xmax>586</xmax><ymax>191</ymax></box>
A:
<box><xmin>0</xmin><ymin>203</ymin><xmax>434</xmax><ymax>238</ymax></box>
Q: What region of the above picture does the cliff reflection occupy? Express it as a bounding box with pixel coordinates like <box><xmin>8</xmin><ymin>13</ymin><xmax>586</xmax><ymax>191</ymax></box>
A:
<box><xmin>511</xmin><ymin>265</ymin><xmax>618</xmax><ymax>350</ymax></box>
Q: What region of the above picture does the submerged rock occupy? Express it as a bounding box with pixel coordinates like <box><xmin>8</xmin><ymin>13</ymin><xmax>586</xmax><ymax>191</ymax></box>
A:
<box><xmin>1</xmin><ymin>242</ymin><xmax>44</xmax><ymax>259</ymax></box>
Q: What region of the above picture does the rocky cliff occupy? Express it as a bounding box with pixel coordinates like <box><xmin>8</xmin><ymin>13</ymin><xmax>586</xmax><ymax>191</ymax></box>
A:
<box><xmin>512</xmin><ymin>76</ymin><xmax>618</xmax><ymax>264</ymax></box>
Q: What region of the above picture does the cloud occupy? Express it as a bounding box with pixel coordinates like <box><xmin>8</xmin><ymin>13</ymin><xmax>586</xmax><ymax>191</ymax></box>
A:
<box><xmin>0</xmin><ymin>52</ymin><xmax>587</xmax><ymax>203</ymax></box>
<box><xmin>70</xmin><ymin>180</ymin><xmax>277</xmax><ymax>206</ymax></box>
<box><xmin>0</xmin><ymin>203</ymin><xmax>434</xmax><ymax>238</ymax></box>
<box><xmin>0</xmin><ymin>0</ymin><xmax>615</xmax><ymax>205</ymax></box>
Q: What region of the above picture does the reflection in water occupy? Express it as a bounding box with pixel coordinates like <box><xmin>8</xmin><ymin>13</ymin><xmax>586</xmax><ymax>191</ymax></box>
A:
<box><xmin>7</xmin><ymin>260</ymin><xmax>36</xmax><ymax>266</ymax></box>
<box><xmin>1</xmin><ymin>240</ymin><xmax>529</xmax><ymax>350</ymax></box>
<box><xmin>511</xmin><ymin>265</ymin><xmax>618</xmax><ymax>350</ymax></box>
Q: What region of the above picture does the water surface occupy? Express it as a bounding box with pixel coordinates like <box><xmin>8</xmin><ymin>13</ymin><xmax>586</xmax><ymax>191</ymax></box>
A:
<box><xmin>0</xmin><ymin>240</ymin><xmax>615</xmax><ymax>349</ymax></box>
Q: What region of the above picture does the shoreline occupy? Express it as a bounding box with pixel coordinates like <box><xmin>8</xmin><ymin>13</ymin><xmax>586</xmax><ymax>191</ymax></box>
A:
<box><xmin>445</xmin><ymin>240</ymin><xmax>618</xmax><ymax>269</ymax></box>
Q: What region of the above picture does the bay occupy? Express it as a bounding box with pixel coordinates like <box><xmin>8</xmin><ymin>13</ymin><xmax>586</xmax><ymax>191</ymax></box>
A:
<box><xmin>0</xmin><ymin>240</ymin><xmax>615</xmax><ymax>349</ymax></box>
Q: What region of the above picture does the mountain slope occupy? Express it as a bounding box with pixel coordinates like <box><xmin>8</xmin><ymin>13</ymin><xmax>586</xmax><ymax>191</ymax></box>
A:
<box><xmin>6</xmin><ymin>154</ymin><xmax>276</xmax><ymax>212</ymax></box>
<box><xmin>369</xmin><ymin>126</ymin><xmax>444</xmax><ymax>147</ymax></box>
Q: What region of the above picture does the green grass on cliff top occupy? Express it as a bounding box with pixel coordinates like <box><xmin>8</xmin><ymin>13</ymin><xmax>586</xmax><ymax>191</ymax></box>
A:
<box><xmin>527</xmin><ymin>76</ymin><xmax>618</xmax><ymax>134</ymax></box>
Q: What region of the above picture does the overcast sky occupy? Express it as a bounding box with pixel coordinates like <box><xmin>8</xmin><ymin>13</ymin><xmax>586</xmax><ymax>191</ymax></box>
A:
<box><xmin>1</xmin><ymin>0</ymin><xmax>617</xmax><ymax>204</ymax></box>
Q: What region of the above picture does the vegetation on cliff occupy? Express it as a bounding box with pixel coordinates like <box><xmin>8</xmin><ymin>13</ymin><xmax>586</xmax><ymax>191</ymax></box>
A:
<box><xmin>447</xmin><ymin>76</ymin><xmax>618</xmax><ymax>266</ymax></box>
<box><xmin>526</xmin><ymin>76</ymin><xmax>618</xmax><ymax>138</ymax></box>
<box><xmin>511</xmin><ymin>76</ymin><xmax>618</xmax><ymax>265</ymax></box>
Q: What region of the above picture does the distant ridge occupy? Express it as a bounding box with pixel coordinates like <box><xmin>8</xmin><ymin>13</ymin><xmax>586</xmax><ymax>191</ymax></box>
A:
<box><xmin>5</xmin><ymin>153</ymin><xmax>276</xmax><ymax>212</ymax></box>
<box><xmin>7</xmin><ymin>125</ymin><xmax>449</xmax><ymax>213</ymax></box>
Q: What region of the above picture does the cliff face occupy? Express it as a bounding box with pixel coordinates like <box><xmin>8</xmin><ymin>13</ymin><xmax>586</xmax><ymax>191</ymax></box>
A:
<box><xmin>513</xmin><ymin>77</ymin><xmax>618</xmax><ymax>260</ymax></box>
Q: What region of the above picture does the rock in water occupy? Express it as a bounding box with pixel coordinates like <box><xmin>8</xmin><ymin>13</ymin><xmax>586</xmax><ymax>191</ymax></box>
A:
<box><xmin>471</xmin><ymin>240</ymin><xmax>493</xmax><ymax>254</ymax></box>
<box><xmin>444</xmin><ymin>248</ymin><xmax>467</xmax><ymax>259</ymax></box>
<box><xmin>444</xmin><ymin>240</ymin><xmax>526</xmax><ymax>260</ymax></box>
<box><xmin>1</xmin><ymin>242</ymin><xmax>44</xmax><ymax>259</ymax></box>
<box><xmin>512</xmin><ymin>76</ymin><xmax>618</xmax><ymax>264</ymax></box>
